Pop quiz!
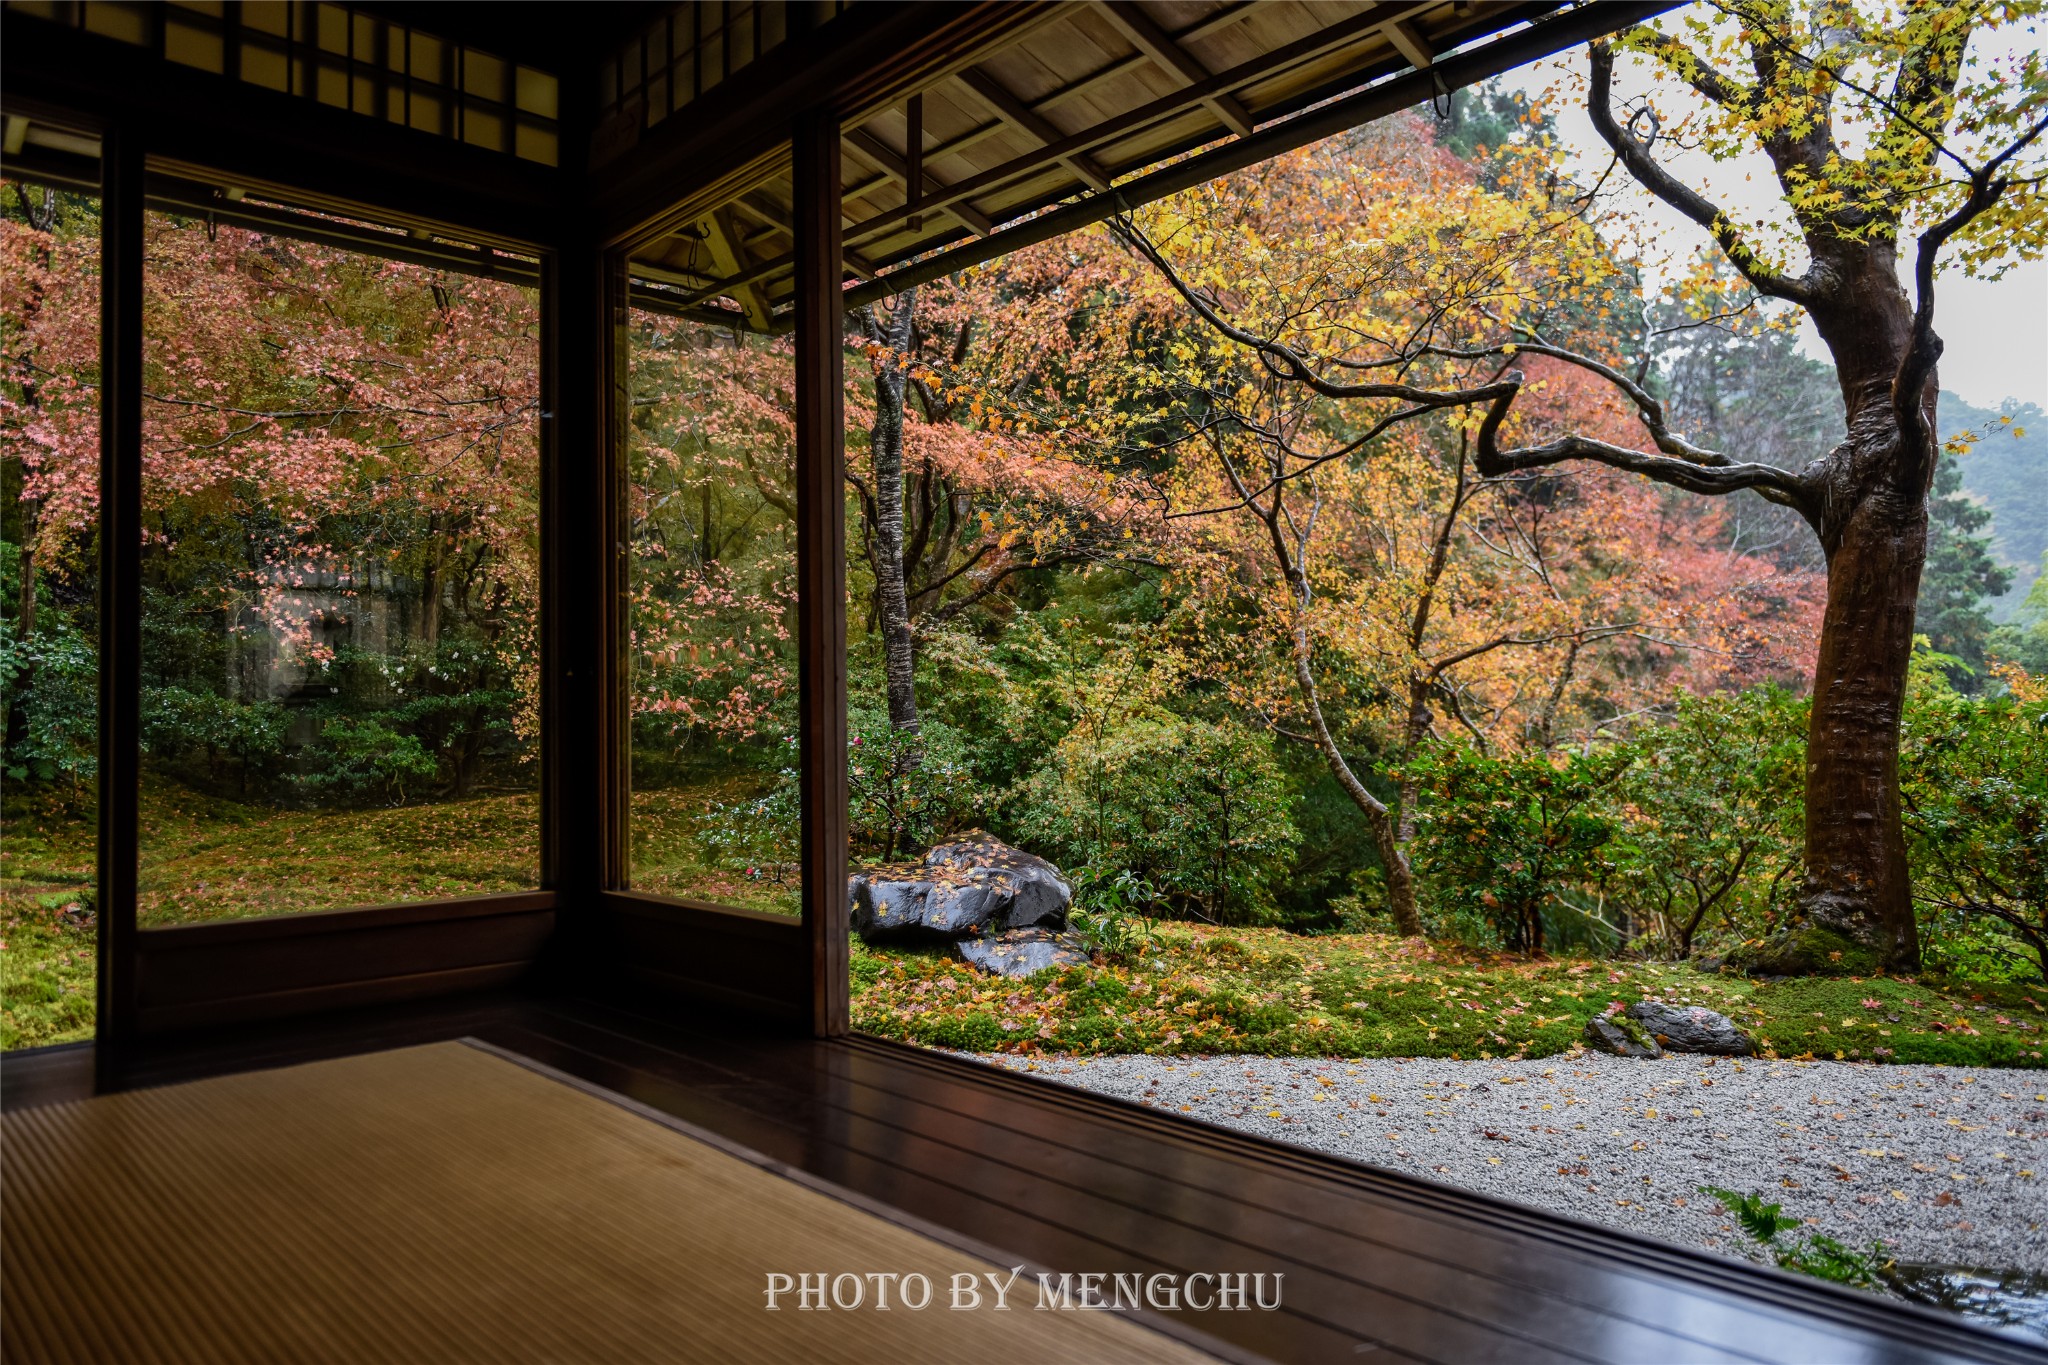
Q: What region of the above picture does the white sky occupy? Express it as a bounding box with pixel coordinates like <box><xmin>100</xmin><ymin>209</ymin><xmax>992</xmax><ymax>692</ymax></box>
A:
<box><xmin>1494</xmin><ymin>9</ymin><xmax>2048</xmax><ymax>412</ymax></box>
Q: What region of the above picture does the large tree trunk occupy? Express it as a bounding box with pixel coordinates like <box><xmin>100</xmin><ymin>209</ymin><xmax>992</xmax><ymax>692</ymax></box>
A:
<box><xmin>865</xmin><ymin>293</ymin><xmax>921</xmax><ymax>737</ymax></box>
<box><xmin>1796</xmin><ymin>421</ymin><xmax>1927</xmax><ymax>972</ymax></box>
<box><xmin>1778</xmin><ymin>259</ymin><xmax>1930</xmax><ymax>974</ymax></box>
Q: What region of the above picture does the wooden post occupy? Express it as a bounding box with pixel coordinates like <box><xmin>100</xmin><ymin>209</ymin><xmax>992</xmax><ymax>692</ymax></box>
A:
<box><xmin>96</xmin><ymin>127</ymin><xmax>144</xmax><ymax>1085</ymax></box>
<box><xmin>793</xmin><ymin>107</ymin><xmax>848</xmax><ymax>1037</ymax></box>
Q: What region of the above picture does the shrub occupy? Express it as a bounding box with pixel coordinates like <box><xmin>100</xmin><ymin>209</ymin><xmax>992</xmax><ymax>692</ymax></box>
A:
<box><xmin>699</xmin><ymin>765</ymin><xmax>801</xmax><ymax>888</ymax></box>
<box><xmin>1408</xmin><ymin>744</ymin><xmax>1622</xmax><ymax>953</ymax></box>
<box><xmin>140</xmin><ymin>686</ymin><xmax>290</xmax><ymax>795</ymax></box>
<box><xmin>299</xmin><ymin>717</ymin><xmax>439</xmax><ymax>804</ymax></box>
<box><xmin>1604</xmin><ymin>688</ymin><xmax>1805</xmax><ymax>958</ymax></box>
<box><xmin>1902</xmin><ymin>665</ymin><xmax>2048</xmax><ymax>981</ymax></box>
<box><xmin>1014</xmin><ymin>710</ymin><xmax>1297</xmax><ymax>923</ymax></box>
<box><xmin>1</xmin><ymin>615</ymin><xmax>98</xmax><ymax>787</ymax></box>
<box><xmin>846</xmin><ymin>704</ymin><xmax>982</xmax><ymax>860</ymax></box>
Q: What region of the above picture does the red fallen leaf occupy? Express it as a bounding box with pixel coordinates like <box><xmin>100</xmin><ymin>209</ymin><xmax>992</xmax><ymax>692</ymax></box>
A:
<box><xmin>1483</xmin><ymin>1130</ymin><xmax>1511</xmax><ymax>1142</ymax></box>
<box><xmin>1933</xmin><ymin>1191</ymin><xmax>1958</xmax><ymax>1207</ymax></box>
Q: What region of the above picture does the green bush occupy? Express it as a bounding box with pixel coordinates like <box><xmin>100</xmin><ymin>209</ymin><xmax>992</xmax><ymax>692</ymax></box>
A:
<box><xmin>1409</xmin><ymin>744</ymin><xmax>1622</xmax><ymax>952</ymax></box>
<box><xmin>847</xmin><ymin>704</ymin><xmax>983</xmax><ymax>860</ymax></box>
<box><xmin>1902</xmin><ymin>671</ymin><xmax>2048</xmax><ymax>981</ymax></box>
<box><xmin>699</xmin><ymin>763</ymin><xmax>801</xmax><ymax>888</ymax></box>
<box><xmin>1604</xmin><ymin>688</ymin><xmax>1805</xmax><ymax>958</ymax></box>
<box><xmin>140</xmin><ymin>687</ymin><xmax>290</xmax><ymax>794</ymax></box>
<box><xmin>299</xmin><ymin>717</ymin><xmax>439</xmax><ymax>804</ymax></box>
<box><xmin>1014</xmin><ymin>710</ymin><xmax>1297</xmax><ymax>923</ymax></box>
<box><xmin>1</xmin><ymin>614</ymin><xmax>98</xmax><ymax>787</ymax></box>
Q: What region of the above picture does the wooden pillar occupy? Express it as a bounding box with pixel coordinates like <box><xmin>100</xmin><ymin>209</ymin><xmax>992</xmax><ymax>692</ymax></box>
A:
<box><xmin>541</xmin><ymin>52</ymin><xmax>622</xmax><ymax>980</ymax></box>
<box><xmin>95</xmin><ymin>127</ymin><xmax>144</xmax><ymax>1084</ymax></box>
<box><xmin>538</xmin><ymin>242</ymin><xmax>611</xmax><ymax>950</ymax></box>
<box><xmin>793</xmin><ymin>107</ymin><xmax>848</xmax><ymax>1037</ymax></box>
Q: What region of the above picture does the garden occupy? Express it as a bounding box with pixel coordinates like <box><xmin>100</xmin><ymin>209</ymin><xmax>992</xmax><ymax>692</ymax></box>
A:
<box><xmin>5</xmin><ymin>0</ymin><xmax>2048</xmax><ymax>1326</ymax></box>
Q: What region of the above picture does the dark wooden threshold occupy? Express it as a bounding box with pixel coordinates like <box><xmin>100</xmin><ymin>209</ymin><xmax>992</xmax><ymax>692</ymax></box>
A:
<box><xmin>132</xmin><ymin>891</ymin><xmax>556</xmax><ymax>1033</ymax></box>
<box><xmin>5</xmin><ymin>990</ymin><xmax>2030</xmax><ymax>1365</ymax></box>
<box><xmin>590</xmin><ymin>890</ymin><xmax>808</xmax><ymax>1023</ymax></box>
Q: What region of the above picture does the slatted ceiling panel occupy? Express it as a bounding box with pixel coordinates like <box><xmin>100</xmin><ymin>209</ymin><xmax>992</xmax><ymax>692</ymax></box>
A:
<box><xmin>629</xmin><ymin>1</ymin><xmax>1585</xmax><ymax>325</ymax></box>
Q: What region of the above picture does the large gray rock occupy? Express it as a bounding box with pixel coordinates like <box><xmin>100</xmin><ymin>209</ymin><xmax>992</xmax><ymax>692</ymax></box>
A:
<box><xmin>925</xmin><ymin>832</ymin><xmax>1071</xmax><ymax>930</ymax></box>
<box><xmin>1626</xmin><ymin>1000</ymin><xmax>1755</xmax><ymax>1056</ymax></box>
<box><xmin>848</xmin><ymin>832</ymin><xmax>1072</xmax><ymax>941</ymax></box>
<box><xmin>957</xmin><ymin>927</ymin><xmax>1091</xmax><ymax>978</ymax></box>
<box><xmin>1583</xmin><ymin>1014</ymin><xmax>1664</xmax><ymax>1059</ymax></box>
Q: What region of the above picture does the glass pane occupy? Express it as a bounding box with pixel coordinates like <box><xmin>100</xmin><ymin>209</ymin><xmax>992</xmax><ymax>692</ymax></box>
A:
<box><xmin>1</xmin><ymin>178</ymin><xmax>100</xmax><ymax>1047</ymax></box>
<box><xmin>624</xmin><ymin>300</ymin><xmax>798</xmax><ymax>914</ymax></box>
<box><xmin>137</xmin><ymin>209</ymin><xmax>541</xmax><ymax>925</ymax></box>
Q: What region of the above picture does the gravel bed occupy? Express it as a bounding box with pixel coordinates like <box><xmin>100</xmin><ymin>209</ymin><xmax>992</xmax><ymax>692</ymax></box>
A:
<box><xmin>970</xmin><ymin>1051</ymin><xmax>2048</xmax><ymax>1273</ymax></box>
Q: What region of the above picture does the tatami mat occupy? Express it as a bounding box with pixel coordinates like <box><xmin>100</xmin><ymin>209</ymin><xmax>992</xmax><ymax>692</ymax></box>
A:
<box><xmin>1</xmin><ymin>1041</ymin><xmax>1215</xmax><ymax>1364</ymax></box>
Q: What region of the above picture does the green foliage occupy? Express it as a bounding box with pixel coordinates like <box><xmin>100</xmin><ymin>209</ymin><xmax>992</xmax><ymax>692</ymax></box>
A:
<box><xmin>1901</xmin><ymin>670</ymin><xmax>2048</xmax><ymax>980</ymax></box>
<box><xmin>0</xmin><ymin>608</ymin><xmax>97</xmax><ymax>786</ymax></box>
<box><xmin>847</xmin><ymin>705</ymin><xmax>982</xmax><ymax>860</ymax></box>
<box><xmin>141</xmin><ymin>687</ymin><xmax>289</xmax><ymax>794</ymax></box>
<box><xmin>1698</xmin><ymin>1185</ymin><xmax>1802</xmax><ymax>1242</ymax></box>
<box><xmin>1994</xmin><ymin>554</ymin><xmax>2048</xmax><ymax>674</ymax></box>
<box><xmin>1943</xmin><ymin>393</ymin><xmax>2046</xmax><ymax>628</ymax></box>
<box><xmin>1604</xmin><ymin>688</ymin><xmax>1806</xmax><ymax>957</ymax></box>
<box><xmin>698</xmin><ymin>762</ymin><xmax>801</xmax><ymax>891</ymax></box>
<box><xmin>1409</xmin><ymin>745</ymin><xmax>1622</xmax><ymax>952</ymax></box>
<box><xmin>1916</xmin><ymin>450</ymin><xmax>2012</xmax><ymax>688</ymax></box>
<box><xmin>1701</xmin><ymin>1185</ymin><xmax>1886</xmax><ymax>1289</ymax></box>
<box><xmin>1015</xmin><ymin>709</ymin><xmax>1297</xmax><ymax>923</ymax></box>
<box><xmin>1772</xmin><ymin>1234</ymin><xmax>1886</xmax><ymax>1289</ymax></box>
<box><xmin>300</xmin><ymin>718</ymin><xmax>439</xmax><ymax>804</ymax></box>
<box><xmin>1068</xmin><ymin>905</ymin><xmax>1155</xmax><ymax>963</ymax></box>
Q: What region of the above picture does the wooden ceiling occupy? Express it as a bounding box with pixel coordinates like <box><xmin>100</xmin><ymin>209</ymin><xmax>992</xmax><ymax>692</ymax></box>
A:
<box><xmin>629</xmin><ymin>1</ymin><xmax>1571</xmax><ymax>323</ymax></box>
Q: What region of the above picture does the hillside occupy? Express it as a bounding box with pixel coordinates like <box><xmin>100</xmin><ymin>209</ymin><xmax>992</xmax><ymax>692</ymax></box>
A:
<box><xmin>1943</xmin><ymin>392</ymin><xmax>2048</xmax><ymax>619</ymax></box>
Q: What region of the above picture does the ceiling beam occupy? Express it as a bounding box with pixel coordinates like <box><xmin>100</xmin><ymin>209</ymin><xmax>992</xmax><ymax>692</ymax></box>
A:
<box><xmin>840</xmin><ymin>2</ymin><xmax>1672</xmax><ymax>313</ymax></box>
<box><xmin>1385</xmin><ymin>20</ymin><xmax>1435</xmax><ymax>71</ymax></box>
<box><xmin>843</xmin><ymin>127</ymin><xmax>995</xmax><ymax>237</ymax></box>
<box><xmin>953</xmin><ymin>67</ymin><xmax>1112</xmax><ymax>193</ymax></box>
<box><xmin>843</xmin><ymin>2</ymin><xmax>1437</xmax><ymax>255</ymax></box>
<box><xmin>700</xmin><ymin>206</ymin><xmax>773</xmax><ymax>330</ymax></box>
<box><xmin>728</xmin><ymin>196</ymin><xmax>880</xmax><ymax>280</ymax></box>
<box><xmin>1100</xmin><ymin>1</ymin><xmax>1255</xmax><ymax>138</ymax></box>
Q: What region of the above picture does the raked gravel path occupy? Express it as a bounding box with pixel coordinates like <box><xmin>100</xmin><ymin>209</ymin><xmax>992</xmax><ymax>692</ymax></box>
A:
<box><xmin>970</xmin><ymin>1051</ymin><xmax>2048</xmax><ymax>1272</ymax></box>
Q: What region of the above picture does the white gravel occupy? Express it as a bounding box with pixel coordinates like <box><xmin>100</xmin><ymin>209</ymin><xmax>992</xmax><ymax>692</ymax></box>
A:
<box><xmin>972</xmin><ymin>1051</ymin><xmax>2048</xmax><ymax>1273</ymax></box>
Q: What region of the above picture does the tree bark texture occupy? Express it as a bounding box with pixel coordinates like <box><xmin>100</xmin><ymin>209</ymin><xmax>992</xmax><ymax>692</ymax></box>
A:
<box><xmin>864</xmin><ymin>291</ymin><xmax>920</xmax><ymax>737</ymax></box>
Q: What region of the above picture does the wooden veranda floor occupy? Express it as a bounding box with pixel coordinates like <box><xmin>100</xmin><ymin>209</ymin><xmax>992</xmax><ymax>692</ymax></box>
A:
<box><xmin>3</xmin><ymin>992</ymin><xmax>2031</xmax><ymax>1365</ymax></box>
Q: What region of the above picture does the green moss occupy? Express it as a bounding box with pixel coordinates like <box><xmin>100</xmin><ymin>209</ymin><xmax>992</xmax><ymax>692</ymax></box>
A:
<box><xmin>1734</xmin><ymin>924</ymin><xmax>1884</xmax><ymax>977</ymax></box>
<box><xmin>852</xmin><ymin>923</ymin><xmax>2048</xmax><ymax>1067</ymax></box>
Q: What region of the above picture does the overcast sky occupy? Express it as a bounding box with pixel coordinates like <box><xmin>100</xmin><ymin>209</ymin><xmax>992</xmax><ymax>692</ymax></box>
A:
<box><xmin>1495</xmin><ymin>18</ymin><xmax>2047</xmax><ymax>413</ymax></box>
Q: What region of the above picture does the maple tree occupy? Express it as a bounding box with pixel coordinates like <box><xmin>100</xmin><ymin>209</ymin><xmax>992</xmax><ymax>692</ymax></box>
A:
<box><xmin>4</xmin><ymin>197</ymin><xmax>544</xmax><ymax>832</ymax></box>
<box><xmin>1118</xmin><ymin>1</ymin><xmax>2047</xmax><ymax>973</ymax></box>
<box><xmin>1103</xmin><ymin>121</ymin><xmax>1821</xmax><ymax>937</ymax></box>
<box><xmin>846</xmin><ymin>258</ymin><xmax>1164</xmax><ymax>740</ymax></box>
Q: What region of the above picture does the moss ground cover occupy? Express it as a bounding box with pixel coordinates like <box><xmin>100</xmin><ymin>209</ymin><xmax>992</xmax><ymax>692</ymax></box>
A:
<box><xmin>1</xmin><ymin>777</ymin><xmax>787</xmax><ymax>1048</ymax></box>
<box><xmin>11</xmin><ymin>785</ymin><xmax>2044</xmax><ymax>1067</ymax></box>
<box><xmin>852</xmin><ymin>924</ymin><xmax>2048</xmax><ymax>1068</ymax></box>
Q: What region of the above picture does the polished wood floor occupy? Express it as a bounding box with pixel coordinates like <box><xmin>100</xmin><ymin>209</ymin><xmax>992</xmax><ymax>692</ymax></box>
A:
<box><xmin>4</xmin><ymin>992</ymin><xmax>2033</xmax><ymax>1365</ymax></box>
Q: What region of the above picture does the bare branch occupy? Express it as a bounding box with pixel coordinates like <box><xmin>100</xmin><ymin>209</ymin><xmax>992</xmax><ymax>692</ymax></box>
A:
<box><xmin>1589</xmin><ymin>38</ymin><xmax>1820</xmax><ymax>305</ymax></box>
<box><xmin>1897</xmin><ymin>111</ymin><xmax>2048</xmax><ymax>450</ymax></box>
<box><xmin>1472</xmin><ymin>376</ymin><xmax>1817</xmax><ymax>518</ymax></box>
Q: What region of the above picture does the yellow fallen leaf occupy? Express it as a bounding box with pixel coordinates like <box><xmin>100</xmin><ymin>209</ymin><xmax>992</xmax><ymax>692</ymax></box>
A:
<box><xmin>1890</xmin><ymin>1190</ymin><xmax>1907</xmax><ymax>1200</ymax></box>
<box><xmin>1486</xmin><ymin>1157</ymin><xmax>1501</xmax><ymax>1165</ymax></box>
